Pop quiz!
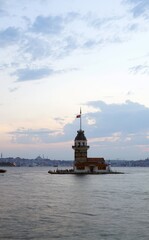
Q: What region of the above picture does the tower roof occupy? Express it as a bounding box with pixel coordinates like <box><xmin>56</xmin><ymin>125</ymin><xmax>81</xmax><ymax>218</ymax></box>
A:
<box><xmin>75</xmin><ymin>130</ymin><xmax>87</xmax><ymax>141</ymax></box>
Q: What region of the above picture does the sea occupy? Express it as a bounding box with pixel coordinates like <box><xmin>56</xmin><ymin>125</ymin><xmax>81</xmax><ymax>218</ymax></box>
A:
<box><xmin>0</xmin><ymin>167</ymin><xmax>149</xmax><ymax>240</ymax></box>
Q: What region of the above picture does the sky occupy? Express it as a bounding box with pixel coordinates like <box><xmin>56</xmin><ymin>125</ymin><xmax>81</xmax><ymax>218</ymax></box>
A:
<box><xmin>0</xmin><ymin>0</ymin><xmax>149</xmax><ymax>160</ymax></box>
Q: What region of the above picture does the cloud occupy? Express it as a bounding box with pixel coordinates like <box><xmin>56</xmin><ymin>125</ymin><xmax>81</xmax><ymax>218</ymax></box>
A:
<box><xmin>20</xmin><ymin>33</ymin><xmax>79</xmax><ymax>61</ymax></box>
<box><xmin>0</xmin><ymin>8</ymin><xmax>5</xmax><ymax>16</ymax></box>
<box><xmin>9</xmin><ymin>128</ymin><xmax>56</xmax><ymax>144</ymax></box>
<box><xmin>9</xmin><ymin>87</ymin><xmax>19</xmax><ymax>92</ymax></box>
<box><xmin>21</xmin><ymin>37</ymin><xmax>51</xmax><ymax>60</ymax></box>
<box><xmin>13</xmin><ymin>67</ymin><xmax>56</xmax><ymax>82</ymax></box>
<box><xmin>89</xmin><ymin>16</ymin><xmax>123</xmax><ymax>29</ymax></box>
<box><xmin>31</xmin><ymin>15</ymin><xmax>64</xmax><ymax>35</ymax></box>
<box><xmin>26</xmin><ymin>12</ymin><xmax>127</xmax><ymax>60</ymax></box>
<box><xmin>56</xmin><ymin>36</ymin><xmax>79</xmax><ymax>58</ymax></box>
<box><xmin>64</xmin><ymin>11</ymin><xmax>80</xmax><ymax>22</ymax></box>
<box><xmin>85</xmin><ymin>14</ymin><xmax>129</xmax><ymax>45</ymax></box>
<box><xmin>8</xmin><ymin>100</ymin><xmax>149</xmax><ymax>159</ymax></box>
<box><xmin>126</xmin><ymin>90</ymin><xmax>133</xmax><ymax>96</ymax></box>
<box><xmin>127</xmin><ymin>23</ymin><xmax>138</xmax><ymax>31</ymax></box>
<box><xmin>124</xmin><ymin>0</ymin><xmax>149</xmax><ymax>18</ymax></box>
<box><xmin>12</xmin><ymin>66</ymin><xmax>78</xmax><ymax>82</ymax></box>
<box><xmin>30</xmin><ymin>11</ymin><xmax>80</xmax><ymax>35</ymax></box>
<box><xmin>0</xmin><ymin>27</ymin><xmax>20</xmax><ymax>47</ymax></box>
<box><xmin>130</xmin><ymin>64</ymin><xmax>149</xmax><ymax>74</ymax></box>
<box><xmin>0</xmin><ymin>1</ymin><xmax>8</xmax><ymax>17</ymax></box>
<box><xmin>10</xmin><ymin>128</ymin><xmax>54</xmax><ymax>135</ymax></box>
<box><xmin>83</xmin><ymin>100</ymin><xmax>149</xmax><ymax>159</ymax></box>
<box><xmin>54</xmin><ymin>117</ymin><xmax>65</xmax><ymax>126</ymax></box>
<box><xmin>10</xmin><ymin>100</ymin><xmax>149</xmax><ymax>143</ymax></box>
<box><xmin>85</xmin><ymin>100</ymin><xmax>149</xmax><ymax>136</ymax></box>
<box><xmin>83</xmin><ymin>39</ymin><xmax>101</xmax><ymax>49</ymax></box>
<box><xmin>0</xmin><ymin>9</ymin><xmax>139</xmax><ymax>74</ymax></box>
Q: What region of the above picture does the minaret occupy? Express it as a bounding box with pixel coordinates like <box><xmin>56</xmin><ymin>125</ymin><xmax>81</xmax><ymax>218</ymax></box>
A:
<box><xmin>72</xmin><ymin>109</ymin><xmax>89</xmax><ymax>171</ymax></box>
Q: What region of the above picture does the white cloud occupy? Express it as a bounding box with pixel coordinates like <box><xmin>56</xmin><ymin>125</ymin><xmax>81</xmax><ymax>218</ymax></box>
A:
<box><xmin>8</xmin><ymin>100</ymin><xmax>149</xmax><ymax>159</ymax></box>
<box><xmin>0</xmin><ymin>27</ymin><xmax>20</xmax><ymax>47</ymax></box>
<box><xmin>13</xmin><ymin>67</ymin><xmax>55</xmax><ymax>81</ymax></box>
<box><xmin>130</xmin><ymin>64</ymin><xmax>149</xmax><ymax>75</ymax></box>
<box><xmin>124</xmin><ymin>0</ymin><xmax>149</xmax><ymax>18</ymax></box>
<box><xmin>31</xmin><ymin>15</ymin><xmax>64</xmax><ymax>35</ymax></box>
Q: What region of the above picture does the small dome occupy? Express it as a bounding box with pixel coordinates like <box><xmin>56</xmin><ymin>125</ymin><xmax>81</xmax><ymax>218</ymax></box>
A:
<box><xmin>75</xmin><ymin>130</ymin><xmax>87</xmax><ymax>141</ymax></box>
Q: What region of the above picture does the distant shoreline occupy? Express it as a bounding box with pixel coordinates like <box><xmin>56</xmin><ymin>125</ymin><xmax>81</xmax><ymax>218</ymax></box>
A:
<box><xmin>1</xmin><ymin>157</ymin><xmax>149</xmax><ymax>167</ymax></box>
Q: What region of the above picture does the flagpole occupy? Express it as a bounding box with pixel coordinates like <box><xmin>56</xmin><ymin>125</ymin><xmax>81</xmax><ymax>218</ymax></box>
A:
<box><xmin>80</xmin><ymin>108</ymin><xmax>82</xmax><ymax>130</ymax></box>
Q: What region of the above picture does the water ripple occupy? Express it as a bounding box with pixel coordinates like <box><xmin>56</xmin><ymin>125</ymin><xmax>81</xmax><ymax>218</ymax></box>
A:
<box><xmin>0</xmin><ymin>167</ymin><xmax>149</xmax><ymax>240</ymax></box>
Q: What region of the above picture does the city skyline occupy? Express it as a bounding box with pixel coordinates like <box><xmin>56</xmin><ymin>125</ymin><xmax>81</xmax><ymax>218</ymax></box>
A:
<box><xmin>0</xmin><ymin>0</ymin><xmax>149</xmax><ymax>160</ymax></box>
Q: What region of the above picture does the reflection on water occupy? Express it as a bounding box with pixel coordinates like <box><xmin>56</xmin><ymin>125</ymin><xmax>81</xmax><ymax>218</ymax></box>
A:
<box><xmin>0</xmin><ymin>167</ymin><xmax>149</xmax><ymax>239</ymax></box>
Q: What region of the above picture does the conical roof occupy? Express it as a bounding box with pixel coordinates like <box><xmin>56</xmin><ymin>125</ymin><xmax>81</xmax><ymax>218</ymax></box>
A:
<box><xmin>75</xmin><ymin>130</ymin><xmax>87</xmax><ymax>141</ymax></box>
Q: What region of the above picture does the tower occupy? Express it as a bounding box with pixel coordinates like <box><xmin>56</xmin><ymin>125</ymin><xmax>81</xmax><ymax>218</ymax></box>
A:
<box><xmin>72</xmin><ymin>110</ymin><xmax>89</xmax><ymax>172</ymax></box>
<box><xmin>72</xmin><ymin>109</ymin><xmax>109</xmax><ymax>173</ymax></box>
<box><xmin>72</xmin><ymin>129</ymin><xmax>89</xmax><ymax>161</ymax></box>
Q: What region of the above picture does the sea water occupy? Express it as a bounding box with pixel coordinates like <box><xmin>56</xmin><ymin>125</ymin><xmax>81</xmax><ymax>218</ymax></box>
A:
<box><xmin>0</xmin><ymin>167</ymin><xmax>149</xmax><ymax>240</ymax></box>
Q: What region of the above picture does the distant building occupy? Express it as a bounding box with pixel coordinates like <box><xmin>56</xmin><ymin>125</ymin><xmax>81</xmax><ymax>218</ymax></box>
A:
<box><xmin>72</xmin><ymin>110</ymin><xmax>110</xmax><ymax>173</ymax></box>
